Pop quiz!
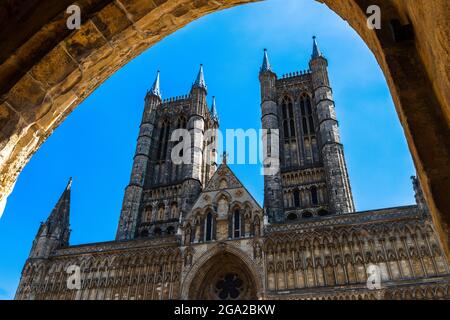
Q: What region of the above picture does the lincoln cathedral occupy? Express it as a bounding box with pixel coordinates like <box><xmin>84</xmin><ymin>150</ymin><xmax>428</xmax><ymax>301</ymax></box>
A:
<box><xmin>15</xmin><ymin>38</ymin><xmax>450</xmax><ymax>300</ymax></box>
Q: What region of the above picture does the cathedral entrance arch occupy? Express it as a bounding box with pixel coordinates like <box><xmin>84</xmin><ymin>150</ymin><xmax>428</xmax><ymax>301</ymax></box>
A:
<box><xmin>182</xmin><ymin>244</ymin><xmax>263</xmax><ymax>300</ymax></box>
<box><xmin>189</xmin><ymin>252</ymin><xmax>257</xmax><ymax>300</ymax></box>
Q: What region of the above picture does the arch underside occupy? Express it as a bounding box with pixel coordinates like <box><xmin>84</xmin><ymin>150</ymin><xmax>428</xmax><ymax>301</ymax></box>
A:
<box><xmin>181</xmin><ymin>243</ymin><xmax>264</xmax><ymax>300</ymax></box>
<box><xmin>0</xmin><ymin>0</ymin><xmax>448</xmax><ymax>262</ymax></box>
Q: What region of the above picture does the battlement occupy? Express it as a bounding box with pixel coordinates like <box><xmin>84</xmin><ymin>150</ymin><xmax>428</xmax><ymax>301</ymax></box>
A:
<box><xmin>159</xmin><ymin>94</ymin><xmax>191</xmax><ymax>108</ymax></box>
<box><xmin>279</xmin><ymin>69</ymin><xmax>311</xmax><ymax>80</ymax></box>
<box><xmin>275</xmin><ymin>69</ymin><xmax>312</xmax><ymax>89</ymax></box>
<box><xmin>162</xmin><ymin>94</ymin><xmax>190</xmax><ymax>103</ymax></box>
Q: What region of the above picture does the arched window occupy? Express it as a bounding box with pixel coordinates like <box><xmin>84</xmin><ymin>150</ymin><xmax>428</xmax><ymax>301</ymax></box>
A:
<box><xmin>302</xmin><ymin>211</ymin><xmax>313</xmax><ymax>218</ymax></box>
<box><xmin>290</xmin><ymin>119</ymin><xmax>296</xmax><ymax>137</ymax></box>
<box><xmin>157</xmin><ymin>205</ymin><xmax>165</xmax><ymax>221</ymax></box>
<box><xmin>302</xmin><ymin>117</ymin><xmax>308</xmax><ymax>135</ymax></box>
<box><xmin>300</xmin><ymin>94</ymin><xmax>314</xmax><ymax>135</ymax></box>
<box><xmin>288</xmin><ymin>102</ymin><xmax>294</xmax><ymax>118</ymax></box>
<box><xmin>157</xmin><ymin>120</ymin><xmax>170</xmax><ymax>161</ymax></box>
<box><xmin>166</xmin><ymin>226</ymin><xmax>175</xmax><ymax>235</ymax></box>
<box><xmin>204</xmin><ymin>212</ymin><xmax>214</xmax><ymax>241</ymax></box>
<box><xmin>308</xmin><ymin>115</ymin><xmax>315</xmax><ymax>132</ymax></box>
<box><xmin>176</xmin><ymin>117</ymin><xmax>187</xmax><ymax>159</ymax></box>
<box><xmin>287</xmin><ymin>213</ymin><xmax>298</xmax><ymax>221</ymax></box>
<box><xmin>281</xmin><ymin>97</ymin><xmax>296</xmax><ymax>139</ymax></box>
<box><xmin>140</xmin><ymin>229</ymin><xmax>149</xmax><ymax>237</ymax></box>
<box><xmin>144</xmin><ymin>206</ymin><xmax>152</xmax><ymax>222</ymax></box>
<box><xmin>311</xmin><ymin>186</ymin><xmax>318</xmax><ymax>205</ymax></box>
<box><xmin>318</xmin><ymin>209</ymin><xmax>329</xmax><ymax>217</ymax></box>
<box><xmin>283</xmin><ymin>120</ymin><xmax>290</xmax><ymax>139</ymax></box>
<box><xmin>281</xmin><ymin>96</ymin><xmax>298</xmax><ymax>167</ymax></box>
<box><xmin>293</xmin><ymin>189</ymin><xmax>300</xmax><ymax>208</ymax></box>
<box><xmin>233</xmin><ymin>209</ymin><xmax>242</xmax><ymax>238</ymax></box>
<box><xmin>170</xmin><ymin>202</ymin><xmax>178</xmax><ymax>219</ymax></box>
<box><xmin>300</xmin><ymin>99</ymin><xmax>306</xmax><ymax>116</ymax></box>
<box><xmin>300</xmin><ymin>94</ymin><xmax>318</xmax><ymax>164</ymax></box>
<box><xmin>154</xmin><ymin>227</ymin><xmax>162</xmax><ymax>236</ymax></box>
<box><xmin>266</xmin><ymin>129</ymin><xmax>272</xmax><ymax>158</ymax></box>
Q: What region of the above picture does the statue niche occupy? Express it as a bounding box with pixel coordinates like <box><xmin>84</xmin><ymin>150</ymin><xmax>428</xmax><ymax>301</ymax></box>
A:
<box><xmin>217</xmin><ymin>196</ymin><xmax>229</xmax><ymax>220</ymax></box>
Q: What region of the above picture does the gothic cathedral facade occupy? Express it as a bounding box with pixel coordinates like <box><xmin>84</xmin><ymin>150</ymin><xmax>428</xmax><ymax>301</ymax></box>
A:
<box><xmin>16</xmin><ymin>39</ymin><xmax>450</xmax><ymax>300</ymax></box>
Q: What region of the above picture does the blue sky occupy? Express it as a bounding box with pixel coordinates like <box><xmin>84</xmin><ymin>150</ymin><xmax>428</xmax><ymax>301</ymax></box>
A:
<box><xmin>0</xmin><ymin>0</ymin><xmax>416</xmax><ymax>299</ymax></box>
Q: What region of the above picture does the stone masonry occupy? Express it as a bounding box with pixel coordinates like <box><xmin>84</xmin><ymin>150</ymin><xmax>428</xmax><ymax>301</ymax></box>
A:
<box><xmin>15</xmin><ymin>41</ymin><xmax>450</xmax><ymax>300</ymax></box>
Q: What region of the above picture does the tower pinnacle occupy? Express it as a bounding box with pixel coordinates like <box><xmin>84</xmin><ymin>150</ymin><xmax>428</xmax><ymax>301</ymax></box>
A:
<box><xmin>66</xmin><ymin>177</ymin><xmax>72</xmax><ymax>190</ymax></box>
<box><xmin>311</xmin><ymin>36</ymin><xmax>323</xmax><ymax>59</ymax></box>
<box><xmin>150</xmin><ymin>70</ymin><xmax>161</xmax><ymax>98</ymax></box>
<box><xmin>29</xmin><ymin>178</ymin><xmax>72</xmax><ymax>258</ymax></box>
<box><xmin>211</xmin><ymin>96</ymin><xmax>219</xmax><ymax>121</ymax></box>
<box><xmin>193</xmin><ymin>64</ymin><xmax>207</xmax><ymax>92</ymax></box>
<box><xmin>46</xmin><ymin>178</ymin><xmax>72</xmax><ymax>231</ymax></box>
<box><xmin>260</xmin><ymin>48</ymin><xmax>271</xmax><ymax>72</ymax></box>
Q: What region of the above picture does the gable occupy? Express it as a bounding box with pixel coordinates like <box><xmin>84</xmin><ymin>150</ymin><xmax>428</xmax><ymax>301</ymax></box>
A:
<box><xmin>185</xmin><ymin>164</ymin><xmax>262</xmax><ymax>220</ymax></box>
<box><xmin>203</xmin><ymin>164</ymin><xmax>243</xmax><ymax>191</ymax></box>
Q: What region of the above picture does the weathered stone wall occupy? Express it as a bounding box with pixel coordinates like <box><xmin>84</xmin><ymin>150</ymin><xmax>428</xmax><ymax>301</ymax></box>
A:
<box><xmin>16</xmin><ymin>205</ymin><xmax>450</xmax><ymax>300</ymax></box>
<box><xmin>263</xmin><ymin>205</ymin><xmax>450</xmax><ymax>299</ymax></box>
<box><xmin>15</xmin><ymin>237</ymin><xmax>182</xmax><ymax>300</ymax></box>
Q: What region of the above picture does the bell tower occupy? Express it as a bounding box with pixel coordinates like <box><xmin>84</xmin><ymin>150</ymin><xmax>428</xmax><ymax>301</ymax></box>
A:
<box><xmin>116</xmin><ymin>67</ymin><xmax>219</xmax><ymax>240</ymax></box>
<box><xmin>259</xmin><ymin>38</ymin><xmax>355</xmax><ymax>222</ymax></box>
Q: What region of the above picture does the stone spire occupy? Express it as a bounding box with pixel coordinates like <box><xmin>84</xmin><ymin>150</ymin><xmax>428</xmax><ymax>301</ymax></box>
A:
<box><xmin>211</xmin><ymin>96</ymin><xmax>219</xmax><ymax>121</ymax></box>
<box><xmin>149</xmin><ymin>70</ymin><xmax>161</xmax><ymax>98</ymax></box>
<box><xmin>311</xmin><ymin>36</ymin><xmax>323</xmax><ymax>60</ymax></box>
<box><xmin>45</xmin><ymin>177</ymin><xmax>72</xmax><ymax>236</ymax></box>
<box><xmin>411</xmin><ymin>175</ymin><xmax>429</xmax><ymax>214</ymax></box>
<box><xmin>29</xmin><ymin>178</ymin><xmax>72</xmax><ymax>258</ymax></box>
<box><xmin>192</xmin><ymin>64</ymin><xmax>207</xmax><ymax>92</ymax></box>
<box><xmin>260</xmin><ymin>48</ymin><xmax>271</xmax><ymax>72</ymax></box>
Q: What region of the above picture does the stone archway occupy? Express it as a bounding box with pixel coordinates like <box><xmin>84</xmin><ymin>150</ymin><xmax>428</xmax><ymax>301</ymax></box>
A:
<box><xmin>181</xmin><ymin>243</ymin><xmax>264</xmax><ymax>299</ymax></box>
<box><xmin>0</xmin><ymin>1</ymin><xmax>449</xmax><ymax>261</ymax></box>
<box><xmin>188</xmin><ymin>252</ymin><xmax>258</xmax><ymax>300</ymax></box>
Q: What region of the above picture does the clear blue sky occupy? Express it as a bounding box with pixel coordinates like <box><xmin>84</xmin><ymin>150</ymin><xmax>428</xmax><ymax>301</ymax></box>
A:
<box><xmin>0</xmin><ymin>0</ymin><xmax>416</xmax><ymax>299</ymax></box>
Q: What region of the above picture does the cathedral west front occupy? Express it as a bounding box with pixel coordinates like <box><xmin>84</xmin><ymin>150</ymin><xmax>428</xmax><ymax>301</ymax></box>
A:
<box><xmin>15</xmin><ymin>38</ymin><xmax>450</xmax><ymax>300</ymax></box>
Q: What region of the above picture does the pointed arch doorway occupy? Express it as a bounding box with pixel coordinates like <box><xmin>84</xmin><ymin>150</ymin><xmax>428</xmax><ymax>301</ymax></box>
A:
<box><xmin>187</xmin><ymin>251</ymin><xmax>259</xmax><ymax>300</ymax></box>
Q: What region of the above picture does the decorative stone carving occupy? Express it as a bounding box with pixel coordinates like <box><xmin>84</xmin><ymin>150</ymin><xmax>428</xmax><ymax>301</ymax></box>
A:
<box><xmin>217</xmin><ymin>197</ymin><xmax>229</xmax><ymax>220</ymax></box>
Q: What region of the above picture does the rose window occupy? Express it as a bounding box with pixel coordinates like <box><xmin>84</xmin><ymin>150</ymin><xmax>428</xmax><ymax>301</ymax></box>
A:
<box><xmin>215</xmin><ymin>273</ymin><xmax>244</xmax><ymax>300</ymax></box>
